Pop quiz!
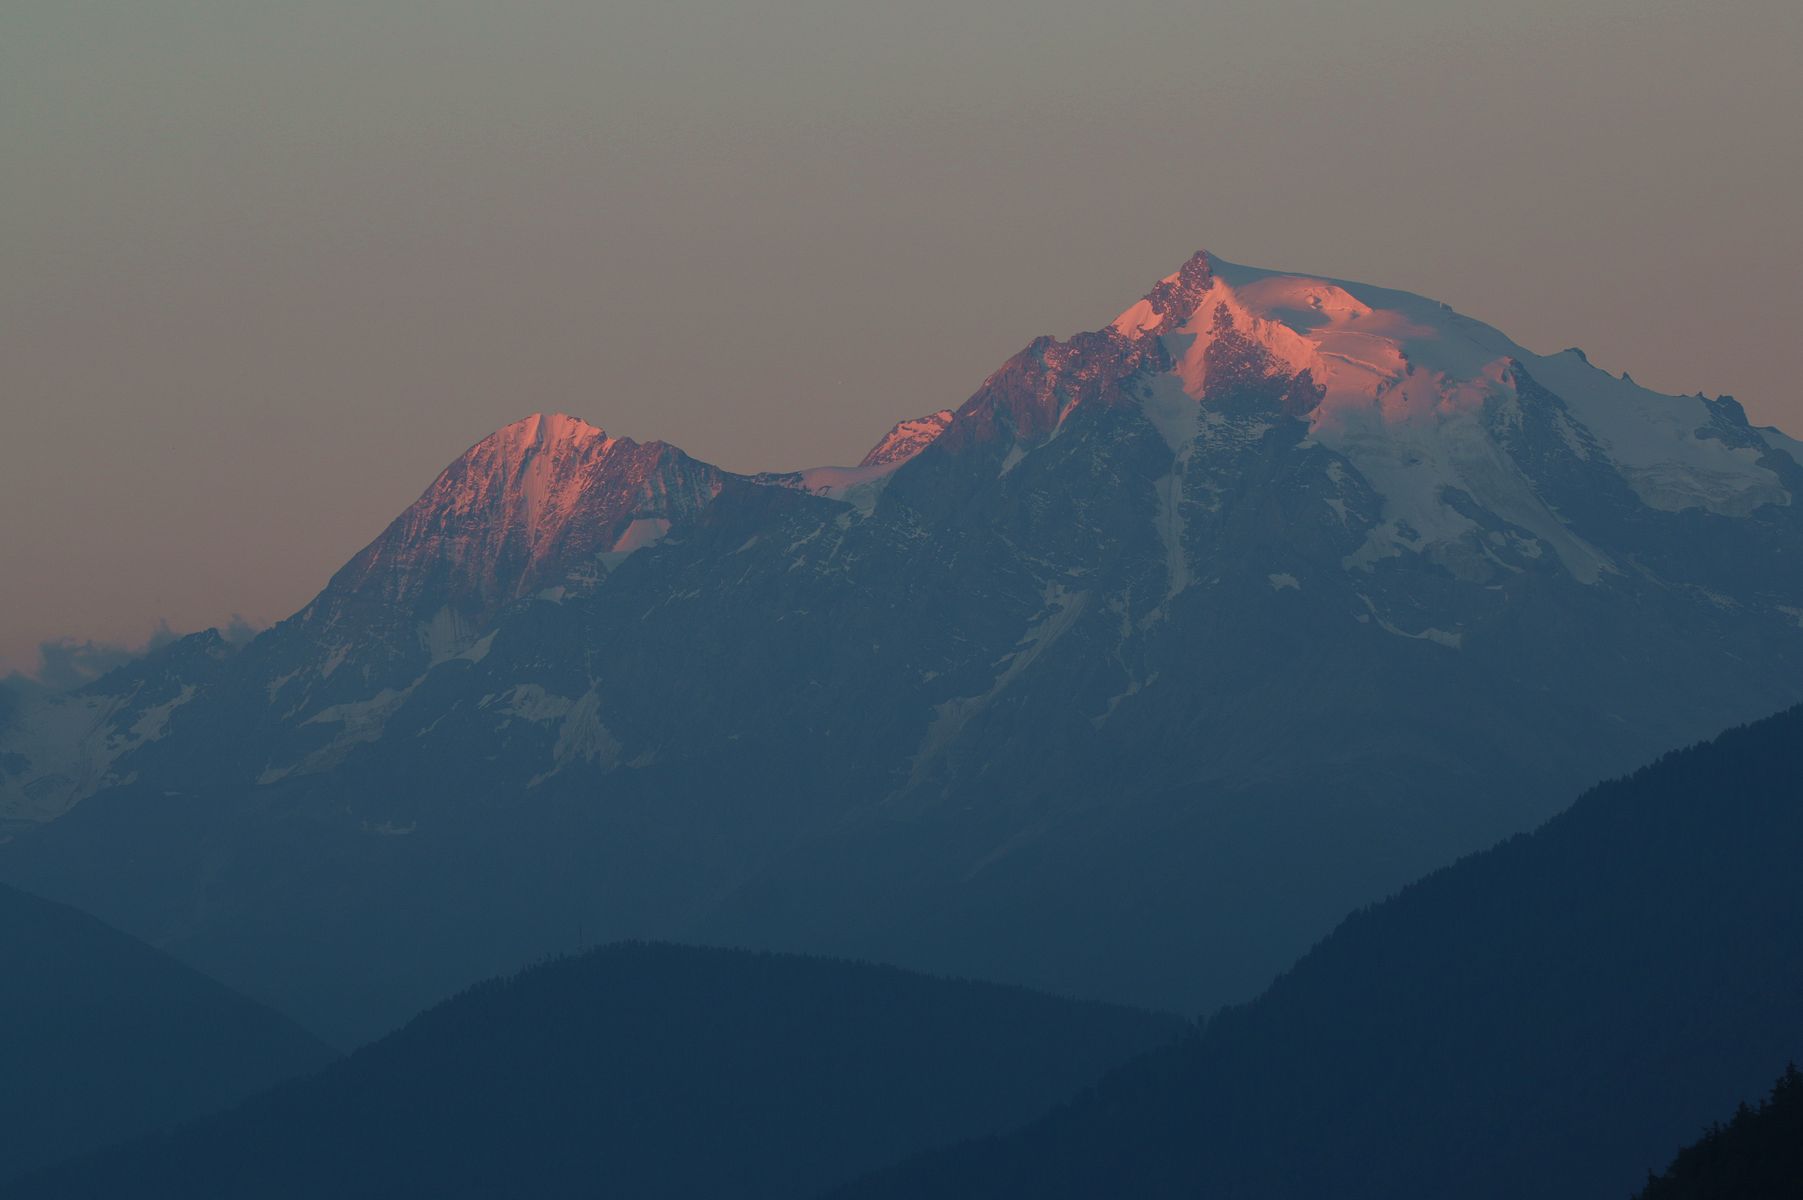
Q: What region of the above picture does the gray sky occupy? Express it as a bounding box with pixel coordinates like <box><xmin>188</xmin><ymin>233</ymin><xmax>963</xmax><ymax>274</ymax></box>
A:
<box><xmin>4</xmin><ymin>0</ymin><xmax>1800</xmax><ymax>675</ymax></box>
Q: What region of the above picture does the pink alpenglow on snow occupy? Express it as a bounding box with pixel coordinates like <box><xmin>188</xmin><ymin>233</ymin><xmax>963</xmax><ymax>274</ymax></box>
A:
<box><xmin>922</xmin><ymin>250</ymin><xmax>1794</xmax><ymax>588</ymax></box>
<box><xmin>1106</xmin><ymin>251</ymin><xmax>1789</xmax><ymax>507</ymax></box>
<box><xmin>1107</xmin><ymin>252</ymin><xmax>1787</xmax><ymax>501</ymax></box>
<box><xmin>313</xmin><ymin>413</ymin><xmax>726</xmax><ymax>632</ymax></box>
<box><xmin>859</xmin><ymin>411</ymin><xmax>957</xmax><ymax>468</ymax></box>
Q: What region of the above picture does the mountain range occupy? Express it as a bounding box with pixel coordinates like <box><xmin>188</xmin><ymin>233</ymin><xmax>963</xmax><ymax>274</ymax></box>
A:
<box><xmin>4</xmin><ymin>249</ymin><xmax>1801</xmax><ymax>1045</ymax></box>
<box><xmin>17</xmin><ymin>704</ymin><xmax>1802</xmax><ymax>1197</ymax></box>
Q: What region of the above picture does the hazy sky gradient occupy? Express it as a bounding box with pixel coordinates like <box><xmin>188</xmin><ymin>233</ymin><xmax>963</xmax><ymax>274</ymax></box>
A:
<box><xmin>4</xmin><ymin>0</ymin><xmax>1800</xmax><ymax>673</ymax></box>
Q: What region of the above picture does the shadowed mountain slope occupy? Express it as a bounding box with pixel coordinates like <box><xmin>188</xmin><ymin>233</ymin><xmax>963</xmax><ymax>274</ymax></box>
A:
<box><xmin>17</xmin><ymin>942</ymin><xmax>1182</xmax><ymax>1200</ymax></box>
<box><xmin>0</xmin><ymin>883</ymin><xmax>335</xmax><ymax>1185</ymax></box>
<box><xmin>833</xmin><ymin>705</ymin><xmax>1803</xmax><ymax>1200</ymax></box>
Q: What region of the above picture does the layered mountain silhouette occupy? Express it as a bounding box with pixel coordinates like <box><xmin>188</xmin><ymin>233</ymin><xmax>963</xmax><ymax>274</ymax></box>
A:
<box><xmin>15</xmin><ymin>942</ymin><xmax>1182</xmax><ymax>1199</ymax></box>
<box><xmin>0</xmin><ymin>883</ymin><xmax>334</xmax><ymax>1185</ymax></box>
<box><xmin>4</xmin><ymin>250</ymin><xmax>1801</xmax><ymax>1044</ymax></box>
<box><xmin>830</xmin><ymin>705</ymin><xmax>1803</xmax><ymax>1200</ymax></box>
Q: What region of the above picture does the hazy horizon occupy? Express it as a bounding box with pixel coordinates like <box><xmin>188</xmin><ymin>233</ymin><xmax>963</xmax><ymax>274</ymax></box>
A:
<box><xmin>5</xmin><ymin>0</ymin><xmax>1800</xmax><ymax>676</ymax></box>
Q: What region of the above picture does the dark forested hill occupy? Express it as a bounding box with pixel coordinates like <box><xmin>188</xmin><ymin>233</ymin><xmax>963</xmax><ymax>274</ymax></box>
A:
<box><xmin>0</xmin><ymin>883</ymin><xmax>335</xmax><ymax>1185</ymax></box>
<box><xmin>18</xmin><ymin>942</ymin><xmax>1183</xmax><ymax>1199</ymax></box>
<box><xmin>1634</xmin><ymin>1065</ymin><xmax>1803</xmax><ymax>1200</ymax></box>
<box><xmin>833</xmin><ymin>705</ymin><xmax>1803</xmax><ymax>1200</ymax></box>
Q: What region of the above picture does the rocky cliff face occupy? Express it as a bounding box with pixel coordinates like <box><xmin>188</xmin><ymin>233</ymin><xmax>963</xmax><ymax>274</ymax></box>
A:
<box><xmin>293</xmin><ymin>413</ymin><xmax>726</xmax><ymax>683</ymax></box>
<box><xmin>859</xmin><ymin>411</ymin><xmax>956</xmax><ymax>468</ymax></box>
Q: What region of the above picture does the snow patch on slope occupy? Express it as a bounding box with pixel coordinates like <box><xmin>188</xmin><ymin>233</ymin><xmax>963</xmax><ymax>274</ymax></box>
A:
<box><xmin>765</xmin><ymin>410</ymin><xmax>958</xmax><ymax>513</ymax></box>
<box><xmin>0</xmin><ymin>685</ymin><xmax>198</xmax><ymax>824</ymax></box>
<box><xmin>530</xmin><ymin>688</ymin><xmax>623</xmax><ymax>785</ymax></box>
<box><xmin>910</xmin><ymin>584</ymin><xmax>1090</xmax><ymax>783</ymax></box>
<box><xmin>422</xmin><ymin>606</ymin><xmax>479</xmax><ymax>664</ymax></box>
<box><xmin>259</xmin><ymin>685</ymin><xmax>416</xmax><ymax>785</ymax></box>
<box><xmin>1331</xmin><ymin>390</ymin><xmax>1613</xmax><ymax>584</ymax></box>
<box><xmin>1526</xmin><ymin>354</ymin><xmax>1788</xmax><ymax>516</ymax></box>
<box><xmin>790</xmin><ymin>463</ymin><xmax>900</xmax><ymax>513</ymax></box>
<box><xmin>1357</xmin><ymin>594</ymin><xmax>1462</xmax><ymax>649</ymax></box>
<box><xmin>1142</xmin><ymin>376</ymin><xmax>1200</xmax><ymax>605</ymax></box>
<box><xmin>1759</xmin><ymin>425</ymin><xmax>1803</xmax><ymax>465</ymax></box>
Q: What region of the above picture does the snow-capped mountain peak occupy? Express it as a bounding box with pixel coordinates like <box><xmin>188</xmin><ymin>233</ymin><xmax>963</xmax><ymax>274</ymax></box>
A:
<box><xmin>1096</xmin><ymin>251</ymin><xmax>1793</xmax><ymax>584</ymax></box>
<box><xmin>305</xmin><ymin>412</ymin><xmax>726</xmax><ymax>650</ymax></box>
<box><xmin>453</xmin><ymin>413</ymin><xmax>618</xmax><ymax>539</ymax></box>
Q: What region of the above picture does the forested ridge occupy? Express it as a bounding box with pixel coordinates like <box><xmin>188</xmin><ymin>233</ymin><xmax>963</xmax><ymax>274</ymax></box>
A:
<box><xmin>1634</xmin><ymin>1065</ymin><xmax>1803</xmax><ymax>1199</ymax></box>
<box><xmin>834</xmin><ymin>706</ymin><xmax>1803</xmax><ymax>1199</ymax></box>
<box><xmin>18</xmin><ymin>941</ymin><xmax>1181</xmax><ymax>1198</ymax></box>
